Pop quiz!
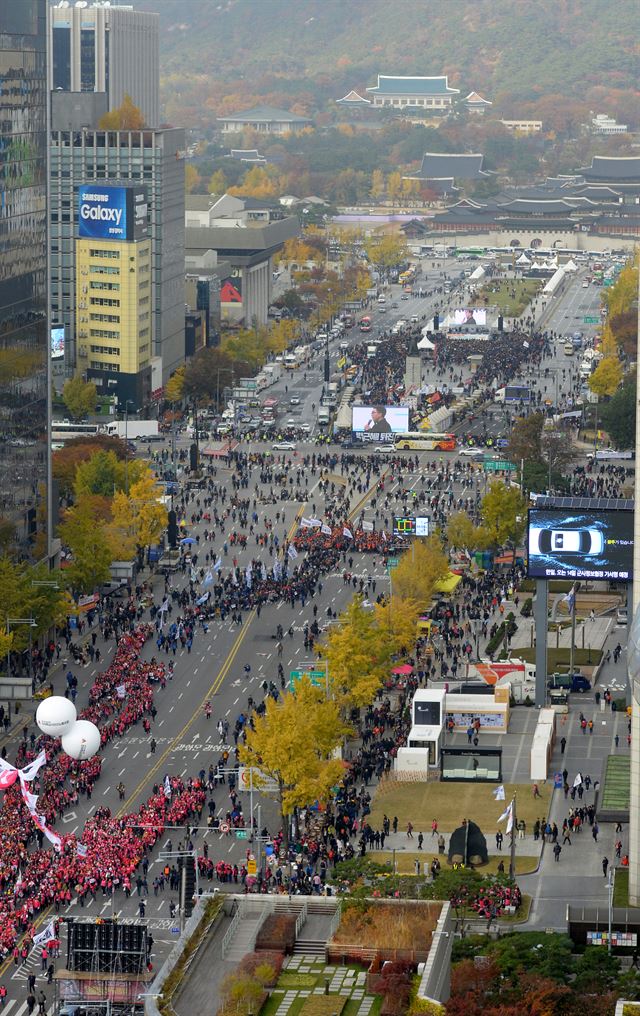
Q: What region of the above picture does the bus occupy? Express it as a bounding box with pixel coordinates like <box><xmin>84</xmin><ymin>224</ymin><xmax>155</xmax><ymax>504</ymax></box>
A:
<box><xmin>359</xmin><ymin>316</ymin><xmax>372</xmax><ymax>333</ymax></box>
<box><xmin>51</xmin><ymin>421</ymin><xmax>104</xmax><ymax>444</ymax></box>
<box><xmin>494</xmin><ymin>386</ymin><xmax>531</xmax><ymax>405</ymax></box>
<box><xmin>393</xmin><ymin>432</ymin><xmax>457</xmax><ymax>451</ymax></box>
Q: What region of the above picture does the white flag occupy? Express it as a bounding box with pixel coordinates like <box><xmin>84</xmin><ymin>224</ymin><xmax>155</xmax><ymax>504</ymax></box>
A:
<box><xmin>343</xmin><ymin>527</ymin><xmax>353</xmax><ymax>539</ymax></box>
<box><xmin>213</xmin><ymin>557</ymin><xmax>222</xmax><ymax>574</ymax></box>
<box><xmin>573</xmin><ymin>772</ymin><xmax>583</xmax><ymax>788</ymax></box>
<box><xmin>33</xmin><ymin>921</ymin><xmax>56</xmax><ymax>949</ymax></box>
<box><xmin>116</xmin><ymin>684</ymin><xmax>126</xmax><ymax>699</ymax></box>
<box><xmin>506</xmin><ymin>808</ymin><xmax>514</xmax><ymax>836</ymax></box>
<box><xmin>204</xmin><ymin>568</ymin><xmax>214</xmax><ymax>584</ymax></box>
<box><xmin>493</xmin><ymin>785</ymin><xmax>505</xmax><ymax>801</ymax></box>
<box><xmin>362</xmin><ymin>520</ymin><xmax>374</xmax><ymax>532</ymax></box>
<box><xmin>309</xmin><ymin>518</ymin><xmax>322</xmax><ymax>528</ymax></box>
<box><xmin>14</xmin><ymin>871</ymin><xmax>23</xmax><ymax>893</ymax></box>
<box><xmin>497</xmin><ymin>801</ymin><xmax>512</xmax><ymax>825</ymax></box>
<box><xmin>77</xmin><ymin>842</ymin><xmax>88</xmax><ymax>858</ymax></box>
<box><xmin>288</xmin><ymin>544</ymin><xmax>298</xmax><ymax>560</ymax></box>
<box><xmin>381</xmin><ymin>531</ymin><xmax>388</xmax><ymax>542</ymax></box>
<box><xmin>300</xmin><ymin>518</ymin><xmax>312</xmax><ymax>528</ymax></box>
<box><xmin>163</xmin><ymin>775</ymin><xmax>172</xmax><ymax>799</ymax></box>
<box><xmin>20</xmin><ymin>750</ymin><xmax>47</xmax><ymax>783</ymax></box>
<box><xmin>261</xmin><ymin>563</ymin><xmax>267</xmax><ymax>581</ymax></box>
<box><xmin>321</xmin><ymin>524</ymin><xmax>332</xmax><ymax>536</ymax></box>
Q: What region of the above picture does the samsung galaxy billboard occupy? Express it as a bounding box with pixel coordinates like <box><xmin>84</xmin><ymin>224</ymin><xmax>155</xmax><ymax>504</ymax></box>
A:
<box><xmin>78</xmin><ymin>185</ymin><xmax>148</xmax><ymax>241</ymax></box>
<box><xmin>527</xmin><ymin>507</ymin><xmax>633</xmax><ymax>582</ymax></box>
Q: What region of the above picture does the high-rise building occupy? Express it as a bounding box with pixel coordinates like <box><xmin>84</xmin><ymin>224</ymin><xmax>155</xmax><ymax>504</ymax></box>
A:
<box><xmin>49</xmin><ymin>2</ymin><xmax>160</xmax><ymax>127</ymax></box>
<box><xmin>76</xmin><ymin>184</ymin><xmax>153</xmax><ymax>408</ymax></box>
<box><xmin>49</xmin><ymin>125</ymin><xmax>185</xmax><ymax>395</ymax></box>
<box><xmin>0</xmin><ymin>0</ymin><xmax>50</xmax><ymax>559</ymax></box>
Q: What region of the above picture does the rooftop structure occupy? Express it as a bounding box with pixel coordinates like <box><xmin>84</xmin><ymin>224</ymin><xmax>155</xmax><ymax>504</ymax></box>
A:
<box><xmin>404</xmin><ymin>152</ymin><xmax>489</xmax><ymax>195</ymax></box>
<box><xmin>336</xmin><ymin>90</ymin><xmax>371</xmax><ymax>106</ymax></box>
<box><xmin>463</xmin><ymin>91</ymin><xmax>492</xmax><ymax>115</ymax></box>
<box><xmin>591</xmin><ymin>114</ymin><xmax>628</xmax><ymax>135</ymax></box>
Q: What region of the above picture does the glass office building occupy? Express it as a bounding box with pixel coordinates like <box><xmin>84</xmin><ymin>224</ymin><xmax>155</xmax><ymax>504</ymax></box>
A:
<box><xmin>0</xmin><ymin>0</ymin><xmax>50</xmax><ymax>559</ymax></box>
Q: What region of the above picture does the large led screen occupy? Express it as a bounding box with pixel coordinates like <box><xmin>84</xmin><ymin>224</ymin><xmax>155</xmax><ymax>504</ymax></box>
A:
<box><xmin>451</xmin><ymin>308</ymin><xmax>487</xmax><ymax>326</ymax></box>
<box><xmin>352</xmin><ymin>405</ymin><xmax>409</xmax><ymax>436</ymax></box>
<box><xmin>528</xmin><ymin>507</ymin><xmax>633</xmax><ymax>581</ymax></box>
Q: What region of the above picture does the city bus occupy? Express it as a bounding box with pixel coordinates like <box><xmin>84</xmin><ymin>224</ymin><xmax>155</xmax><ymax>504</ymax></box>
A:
<box><xmin>51</xmin><ymin>421</ymin><xmax>103</xmax><ymax>444</ymax></box>
<box><xmin>359</xmin><ymin>316</ymin><xmax>372</xmax><ymax>333</ymax></box>
<box><xmin>393</xmin><ymin>432</ymin><xmax>457</xmax><ymax>451</ymax></box>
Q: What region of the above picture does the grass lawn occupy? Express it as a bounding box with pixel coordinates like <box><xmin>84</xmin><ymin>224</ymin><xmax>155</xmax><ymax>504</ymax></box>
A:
<box><xmin>613</xmin><ymin>867</ymin><xmax>630</xmax><ymax>908</ymax></box>
<box><xmin>516</xmin><ymin>647</ymin><xmax>602</xmax><ymax>672</ymax></box>
<box><xmin>370</xmin><ymin>849</ymin><xmax>539</xmax><ymax>876</ymax></box>
<box><xmin>475</xmin><ymin>279</ymin><xmax>542</xmax><ymax>316</ymax></box>
<box><xmin>368</xmin><ymin>781</ymin><xmax>552</xmax><ymax>835</ymax></box>
<box><xmin>260</xmin><ymin>967</ymin><xmax>382</xmax><ymax>1016</ymax></box>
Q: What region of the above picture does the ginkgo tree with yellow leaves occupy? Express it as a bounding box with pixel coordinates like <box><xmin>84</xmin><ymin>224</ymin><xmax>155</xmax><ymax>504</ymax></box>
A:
<box><xmin>240</xmin><ymin>677</ymin><xmax>348</xmax><ymax>850</ymax></box>
<box><xmin>391</xmin><ymin>534</ymin><xmax>450</xmax><ymax>604</ymax></box>
<box><xmin>106</xmin><ymin>471</ymin><xmax>167</xmax><ymax>561</ymax></box>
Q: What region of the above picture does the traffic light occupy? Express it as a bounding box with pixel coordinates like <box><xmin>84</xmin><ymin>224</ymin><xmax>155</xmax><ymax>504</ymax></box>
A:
<box><xmin>167</xmin><ymin>510</ymin><xmax>177</xmax><ymax>548</ymax></box>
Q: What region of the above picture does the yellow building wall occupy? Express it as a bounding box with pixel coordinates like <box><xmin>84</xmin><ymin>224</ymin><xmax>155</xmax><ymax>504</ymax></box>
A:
<box><xmin>75</xmin><ymin>238</ymin><xmax>151</xmax><ymax>376</ymax></box>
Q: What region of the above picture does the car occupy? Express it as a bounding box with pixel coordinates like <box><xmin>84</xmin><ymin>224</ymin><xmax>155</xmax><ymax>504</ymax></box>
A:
<box><xmin>458</xmin><ymin>447</ymin><xmax>484</xmax><ymax>459</ymax></box>
<box><xmin>272</xmin><ymin>441</ymin><xmax>296</xmax><ymax>451</ymax></box>
<box><xmin>582</xmin><ymin>281</ymin><xmax>589</xmax><ymax>288</ymax></box>
<box><xmin>617</xmin><ymin>608</ymin><xmax>628</xmax><ymax>625</ymax></box>
<box><xmin>373</xmin><ymin>444</ymin><xmax>395</xmax><ymax>453</ymax></box>
<box><xmin>300</xmin><ymin>423</ymin><xmax>311</xmax><ymax>433</ymax></box>
<box><xmin>531</xmin><ymin>528</ymin><xmax>604</xmax><ymax>556</ymax></box>
<box><xmin>378</xmin><ymin>306</ymin><xmax>387</xmax><ymax>313</ymax></box>
<box><xmin>401</xmin><ymin>293</ymin><xmax>409</xmax><ymax>300</ymax></box>
<box><xmin>289</xmin><ymin>396</ymin><xmax>301</xmax><ymax>406</ymax></box>
<box><xmin>410</xmin><ymin>315</ymin><xmax>419</xmax><ymax>323</ymax></box>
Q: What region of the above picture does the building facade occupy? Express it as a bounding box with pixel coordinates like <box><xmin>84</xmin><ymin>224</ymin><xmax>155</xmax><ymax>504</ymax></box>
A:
<box><xmin>217</xmin><ymin>106</ymin><xmax>312</xmax><ymax>135</ymax></box>
<box><xmin>0</xmin><ymin>0</ymin><xmax>50</xmax><ymax>559</ymax></box>
<box><xmin>75</xmin><ymin>185</ymin><xmax>152</xmax><ymax>409</ymax></box>
<box><xmin>49</xmin><ymin>125</ymin><xmax>185</xmax><ymax>389</ymax></box>
<box><xmin>49</xmin><ymin>2</ymin><xmax>160</xmax><ymax>126</ymax></box>
<box><xmin>366</xmin><ymin>75</ymin><xmax>459</xmax><ymax>110</ymax></box>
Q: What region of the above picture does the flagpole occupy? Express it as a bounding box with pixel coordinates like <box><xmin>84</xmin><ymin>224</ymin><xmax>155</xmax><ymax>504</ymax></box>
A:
<box><xmin>509</xmin><ymin>794</ymin><xmax>517</xmax><ymax>879</ymax></box>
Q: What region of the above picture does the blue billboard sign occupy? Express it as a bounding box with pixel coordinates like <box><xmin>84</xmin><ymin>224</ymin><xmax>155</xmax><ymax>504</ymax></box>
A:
<box><xmin>78</xmin><ymin>184</ymin><xmax>148</xmax><ymax>241</ymax></box>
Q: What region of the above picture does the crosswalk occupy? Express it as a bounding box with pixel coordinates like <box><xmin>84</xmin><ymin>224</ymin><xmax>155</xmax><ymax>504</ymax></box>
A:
<box><xmin>0</xmin><ymin>1000</ymin><xmax>57</xmax><ymax>1016</ymax></box>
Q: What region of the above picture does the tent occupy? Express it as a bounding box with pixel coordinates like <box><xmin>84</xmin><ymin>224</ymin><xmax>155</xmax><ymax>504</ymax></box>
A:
<box><xmin>434</xmin><ymin>571</ymin><xmax>463</xmax><ymax>596</ymax></box>
<box><xmin>563</xmin><ymin>259</ymin><xmax>578</xmax><ymax>272</ymax></box>
<box><xmin>417</xmin><ymin>334</ymin><xmax>436</xmax><ymax>351</ymax></box>
<box><xmin>516</xmin><ymin>252</ymin><xmax>531</xmax><ymax>265</ymax></box>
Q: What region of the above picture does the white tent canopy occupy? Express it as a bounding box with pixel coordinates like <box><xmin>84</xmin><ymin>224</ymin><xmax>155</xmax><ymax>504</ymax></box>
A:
<box><xmin>563</xmin><ymin>259</ymin><xmax>578</xmax><ymax>272</ymax></box>
<box><xmin>543</xmin><ymin>266</ymin><xmax>566</xmax><ymax>295</ymax></box>
<box><xmin>418</xmin><ymin>334</ymin><xmax>436</xmax><ymax>351</ymax></box>
<box><xmin>516</xmin><ymin>253</ymin><xmax>531</xmax><ymax>264</ymax></box>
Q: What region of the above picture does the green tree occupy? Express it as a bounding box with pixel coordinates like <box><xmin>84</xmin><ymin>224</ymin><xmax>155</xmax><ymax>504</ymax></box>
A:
<box><xmin>208</xmin><ymin>169</ymin><xmax>228</xmax><ymax>194</ymax></box>
<box><xmin>506</xmin><ymin>412</ymin><xmax>544</xmax><ymax>465</ymax></box>
<box><xmin>600</xmin><ymin>376</ymin><xmax>635</xmax><ymax>449</ymax></box>
<box><xmin>588</xmin><ymin>355</ymin><xmax>623</xmax><ymax>398</ymax></box>
<box><xmin>480</xmin><ymin>481</ymin><xmax>526</xmax><ymax>553</ymax></box>
<box><xmin>239</xmin><ymin>678</ymin><xmax>348</xmax><ymax>850</ymax></box>
<box><xmin>62</xmin><ymin>377</ymin><xmax>98</xmax><ymax>419</ymax></box>
<box><xmin>184</xmin><ymin>347</ymin><xmax>253</xmax><ymax>403</ymax></box>
<box><xmin>446</xmin><ymin>511</ymin><xmax>488</xmax><ymax>553</ymax></box>
<box><xmin>391</xmin><ymin>534</ymin><xmax>449</xmax><ymax>603</ymax></box>
<box><xmin>73</xmin><ymin>449</ymin><xmax>146</xmax><ymax>499</ymax></box>
<box><xmin>59</xmin><ymin>499</ymin><xmax>114</xmax><ymax>595</ymax></box>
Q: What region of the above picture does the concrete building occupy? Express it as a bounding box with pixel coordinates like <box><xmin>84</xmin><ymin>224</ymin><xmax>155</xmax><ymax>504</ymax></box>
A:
<box><xmin>0</xmin><ymin>0</ymin><xmax>51</xmax><ymax>560</ymax></box>
<box><xmin>49</xmin><ymin>118</ymin><xmax>185</xmax><ymax>388</ymax></box>
<box><xmin>217</xmin><ymin>106</ymin><xmax>311</xmax><ymax>135</ymax></box>
<box><xmin>185</xmin><ymin>217</ymin><xmax>299</xmax><ymax>326</ymax></box>
<box><xmin>366</xmin><ymin>75</ymin><xmax>459</xmax><ymax>110</ymax></box>
<box><xmin>591</xmin><ymin>114</ymin><xmax>628</xmax><ymax>135</ymax></box>
<box><xmin>500</xmin><ymin>119</ymin><xmax>543</xmax><ymax>134</ymax></box>
<box><xmin>75</xmin><ymin>185</ymin><xmax>152</xmax><ymax>409</ymax></box>
<box><xmin>49</xmin><ymin>1</ymin><xmax>160</xmax><ymax>126</ymax></box>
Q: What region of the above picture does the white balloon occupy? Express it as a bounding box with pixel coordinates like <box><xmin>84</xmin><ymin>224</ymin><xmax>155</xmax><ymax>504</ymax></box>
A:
<box><xmin>36</xmin><ymin>697</ymin><xmax>77</xmax><ymax>738</ymax></box>
<box><xmin>61</xmin><ymin>720</ymin><xmax>101</xmax><ymax>761</ymax></box>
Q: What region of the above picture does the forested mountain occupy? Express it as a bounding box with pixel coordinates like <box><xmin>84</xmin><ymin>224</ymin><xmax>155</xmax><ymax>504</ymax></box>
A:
<box><xmin>137</xmin><ymin>0</ymin><xmax>638</xmax><ymax>128</ymax></box>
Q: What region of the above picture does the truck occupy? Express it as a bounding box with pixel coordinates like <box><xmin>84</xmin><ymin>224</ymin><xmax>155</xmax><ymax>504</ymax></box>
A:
<box><xmin>317</xmin><ymin>406</ymin><xmax>331</xmax><ymax>426</ymax></box>
<box><xmin>105</xmin><ymin>420</ymin><xmax>160</xmax><ymax>441</ymax></box>
<box><xmin>494</xmin><ymin>386</ymin><xmax>531</xmax><ymax>405</ymax></box>
<box><xmin>548</xmin><ymin>671</ymin><xmax>592</xmax><ymax>694</ymax></box>
<box><xmin>366</xmin><ymin>344</ymin><xmax>378</xmax><ymax>359</ymax></box>
<box><xmin>463</xmin><ymin>658</ymin><xmax>536</xmax><ymax>703</ymax></box>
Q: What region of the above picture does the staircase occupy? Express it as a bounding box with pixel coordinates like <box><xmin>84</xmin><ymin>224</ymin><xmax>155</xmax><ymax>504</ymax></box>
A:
<box><xmin>224</xmin><ymin>909</ymin><xmax>265</xmax><ymax>962</ymax></box>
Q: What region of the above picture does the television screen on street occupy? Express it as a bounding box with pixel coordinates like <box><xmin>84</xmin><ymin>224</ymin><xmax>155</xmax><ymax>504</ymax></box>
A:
<box><xmin>527</xmin><ymin>507</ymin><xmax>633</xmax><ymax>581</ymax></box>
<box><xmin>451</xmin><ymin>308</ymin><xmax>487</xmax><ymax>327</ymax></box>
<box><xmin>352</xmin><ymin>405</ymin><xmax>409</xmax><ymax>441</ymax></box>
<box><xmin>51</xmin><ymin>325</ymin><xmax>65</xmax><ymax>360</ymax></box>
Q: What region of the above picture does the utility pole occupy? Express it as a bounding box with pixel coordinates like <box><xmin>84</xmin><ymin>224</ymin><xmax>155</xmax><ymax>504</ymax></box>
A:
<box><xmin>509</xmin><ymin>795</ymin><xmax>517</xmax><ymax>880</ymax></box>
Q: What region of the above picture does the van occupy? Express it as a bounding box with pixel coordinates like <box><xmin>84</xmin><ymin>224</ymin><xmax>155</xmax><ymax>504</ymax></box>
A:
<box><xmin>317</xmin><ymin>407</ymin><xmax>331</xmax><ymax>426</ymax></box>
<box><xmin>564</xmin><ymin>343</ymin><xmax>574</xmax><ymax>356</ymax></box>
<box><xmin>548</xmin><ymin>672</ymin><xmax>591</xmax><ymax>694</ymax></box>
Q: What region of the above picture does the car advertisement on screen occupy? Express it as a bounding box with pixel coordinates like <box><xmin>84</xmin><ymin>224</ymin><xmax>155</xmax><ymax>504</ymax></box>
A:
<box><xmin>78</xmin><ymin>185</ymin><xmax>148</xmax><ymax>241</ymax></box>
<box><xmin>352</xmin><ymin>405</ymin><xmax>409</xmax><ymax>443</ymax></box>
<box><xmin>451</xmin><ymin>308</ymin><xmax>487</xmax><ymax>327</ymax></box>
<box><xmin>527</xmin><ymin>508</ymin><xmax>633</xmax><ymax>581</ymax></box>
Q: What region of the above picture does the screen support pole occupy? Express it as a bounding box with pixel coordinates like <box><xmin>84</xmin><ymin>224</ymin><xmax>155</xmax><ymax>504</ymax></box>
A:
<box><xmin>534</xmin><ymin>579</ymin><xmax>548</xmax><ymax>708</ymax></box>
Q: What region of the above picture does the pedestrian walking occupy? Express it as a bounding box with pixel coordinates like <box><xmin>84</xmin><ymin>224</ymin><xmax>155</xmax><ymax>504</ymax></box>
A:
<box><xmin>406</xmin><ymin>822</ymin><xmax>414</xmax><ymax>839</ymax></box>
<box><xmin>532</xmin><ymin>783</ymin><xmax>540</xmax><ymax>798</ymax></box>
<box><xmin>26</xmin><ymin>994</ymin><xmax>36</xmax><ymax>1016</ymax></box>
<box><xmin>431</xmin><ymin>818</ymin><xmax>438</xmax><ymax>837</ymax></box>
<box><xmin>553</xmin><ymin>843</ymin><xmax>562</xmax><ymax>862</ymax></box>
<box><xmin>560</xmin><ymin>736</ymin><xmax>566</xmax><ymax>754</ymax></box>
<box><xmin>417</xmin><ymin>832</ymin><xmax>424</xmax><ymax>850</ymax></box>
<box><xmin>496</xmin><ymin>831</ymin><xmax>503</xmax><ymax>851</ymax></box>
<box><xmin>37</xmin><ymin>991</ymin><xmax>47</xmax><ymax>1015</ymax></box>
<box><xmin>592</xmin><ymin>823</ymin><xmax>599</xmax><ymax>843</ymax></box>
<box><xmin>602</xmin><ymin>857</ymin><xmax>609</xmax><ymax>877</ymax></box>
